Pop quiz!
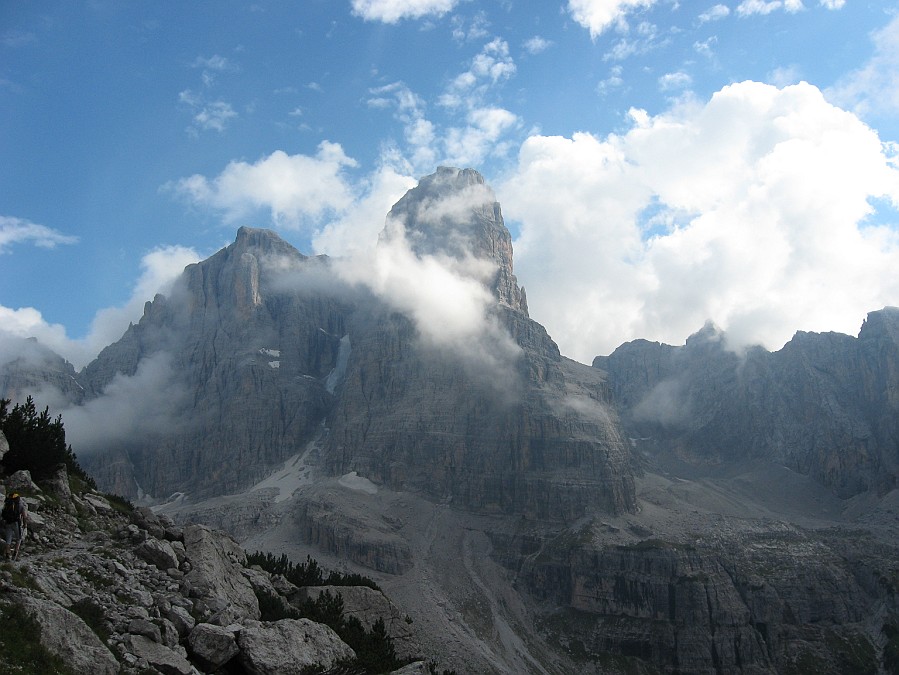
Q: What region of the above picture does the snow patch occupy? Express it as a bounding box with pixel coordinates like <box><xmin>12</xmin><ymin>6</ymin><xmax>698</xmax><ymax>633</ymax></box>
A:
<box><xmin>259</xmin><ymin>348</ymin><xmax>281</xmax><ymax>357</ymax></box>
<box><xmin>338</xmin><ymin>471</ymin><xmax>378</xmax><ymax>495</ymax></box>
<box><xmin>248</xmin><ymin>437</ymin><xmax>319</xmax><ymax>503</ymax></box>
<box><xmin>268</xmin><ymin>361</ymin><xmax>280</xmax><ymax>369</ymax></box>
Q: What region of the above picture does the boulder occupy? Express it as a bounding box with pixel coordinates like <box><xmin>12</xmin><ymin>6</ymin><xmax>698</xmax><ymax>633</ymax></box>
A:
<box><xmin>237</xmin><ymin>618</ymin><xmax>356</xmax><ymax>674</ymax></box>
<box><xmin>188</xmin><ymin>622</ymin><xmax>240</xmax><ymax>670</ymax></box>
<box><xmin>182</xmin><ymin>524</ymin><xmax>259</xmax><ymax>621</ymax></box>
<box><xmin>14</xmin><ymin>595</ymin><xmax>119</xmax><ymax>675</ymax></box>
<box><xmin>42</xmin><ymin>463</ymin><xmax>72</xmax><ymax>503</ymax></box>
<box><xmin>135</xmin><ymin>538</ymin><xmax>180</xmax><ymax>571</ymax></box>
<box><xmin>124</xmin><ymin>634</ymin><xmax>194</xmax><ymax>675</ymax></box>
<box><xmin>390</xmin><ymin>662</ymin><xmax>431</xmax><ymax>675</ymax></box>
<box><xmin>5</xmin><ymin>469</ymin><xmax>37</xmax><ymax>493</ymax></box>
<box><xmin>165</xmin><ymin>604</ymin><xmax>196</xmax><ymax>637</ymax></box>
<box><xmin>0</xmin><ymin>430</ymin><xmax>8</xmax><ymax>463</ymax></box>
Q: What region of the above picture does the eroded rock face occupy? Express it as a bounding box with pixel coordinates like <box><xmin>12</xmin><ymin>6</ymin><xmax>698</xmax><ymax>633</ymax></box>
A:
<box><xmin>324</xmin><ymin>168</ymin><xmax>636</xmax><ymax>518</ymax></box>
<box><xmin>594</xmin><ymin>307</ymin><xmax>899</xmax><ymax>498</ymax></box>
<box><xmin>79</xmin><ymin>226</ymin><xmax>353</xmax><ymax>499</ymax></box>
<box><xmin>182</xmin><ymin>524</ymin><xmax>260</xmax><ymax>621</ymax></box>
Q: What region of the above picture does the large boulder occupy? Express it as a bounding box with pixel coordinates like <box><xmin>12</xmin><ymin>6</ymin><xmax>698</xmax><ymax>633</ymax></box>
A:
<box><xmin>188</xmin><ymin>622</ymin><xmax>239</xmax><ymax>670</ymax></box>
<box><xmin>135</xmin><ymin>538</ymin><xmax>180</xmax><ymax>571</ymax></box>
<box><xmin>237</xmin><ymin>618</ymin><xmax>355</xmax><ymax>674</ymax></box>
<box><xmin>13</xmin><ymin>595</ymin><xmax>119</xmax><ymax>675</ymax></box>
<box><xmin>182</xmin><ymin>524</ymin><xmax>259</xmax><ymax>621</ymax></box>
<box><xmin>124</xmin><ymin>634</ymin><xmax>194</xmax><ymax>675</ymax></box>
<box><xmin>0</xmin><ymin>430</ymin><xmax>8</xmax><ymax>464</ymax></box>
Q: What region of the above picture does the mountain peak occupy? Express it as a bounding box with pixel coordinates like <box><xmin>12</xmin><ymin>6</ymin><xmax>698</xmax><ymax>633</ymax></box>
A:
<box><xmin>382</xmin><ymin>167</ymin><xmax>527</xmax><ymax>312</ymax></box>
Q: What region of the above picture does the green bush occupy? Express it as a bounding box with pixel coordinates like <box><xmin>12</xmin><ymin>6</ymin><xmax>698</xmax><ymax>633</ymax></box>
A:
<box><xmin>246</xmin><ymin>551</ymin><xmax>381</xmax><ymax>591</ymax></box>
<box><xmin>0</xmin><ymin>397</ymin><xmax>95</xmax><ymax>486</ymax></box>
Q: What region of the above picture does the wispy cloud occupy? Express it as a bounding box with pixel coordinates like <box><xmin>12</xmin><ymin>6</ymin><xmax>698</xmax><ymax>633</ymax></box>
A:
<box><xmin>523</xmin><ymin>36</ymin><xmax>552</xmax><ymax>55</ymax></box>
<box><xmin>736</xmin><ymin>0</ymin><xmax>804</xmax><ymax>17</ymax></box>
<box><xmin>0</xmin><ymin>216</ymin><xmax>78</xmax><ymax>253</ymax></box>
<box><xmin>350</xmin><ymin>0</ymin><xmax>459</xmax><ymax>23</ymax></box>
<box><xmin>178</xmin><ymin>90</ymin><xmax>238</xmax><ymax>134</ymax></box>
<box><xmin>826</xmin><ymin>13</ymin><xmax>899</xmax><ymax>118</ymax></box>
<box><xmin>698</xmin><ymin>4</ymin><xmax>730</xmax><ymax>23</ymax></box>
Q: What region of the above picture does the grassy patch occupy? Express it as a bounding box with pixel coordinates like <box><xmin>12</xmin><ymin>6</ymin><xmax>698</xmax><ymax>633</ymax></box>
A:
<box><xmin>0</xmin><ymin>602</ymin><xmax>74</xmax><ymax>674</ymax></box>
<box><xmin>69</xmin><ymin>597</ymin><xmax>110</xmax><ymax>643</ymax></box>
<box><xmin>0</xmin><ymin>562</ymin><xmax>38</xmax><ymax>590</ymax></box>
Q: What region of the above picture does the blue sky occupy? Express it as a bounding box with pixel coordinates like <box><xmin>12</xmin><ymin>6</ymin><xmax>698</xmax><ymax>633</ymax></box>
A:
<box><xmin>3</xmin><ymin>0</ymin><xmax>899</xmax><ymax>367</ymax></box>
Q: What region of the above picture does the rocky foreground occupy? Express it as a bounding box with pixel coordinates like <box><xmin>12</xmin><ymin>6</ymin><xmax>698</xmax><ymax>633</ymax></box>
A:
<box><xmin>0</xmin><ymin>464</ymin><xmax>440</xmax><ymax>675</ymax></box>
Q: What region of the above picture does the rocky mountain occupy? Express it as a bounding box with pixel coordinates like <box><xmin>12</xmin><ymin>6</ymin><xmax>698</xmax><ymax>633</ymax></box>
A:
<box><xmin>2</xmin><ymin>167</ymin><xmax>899</xmax><ymax>674</ymax></box>
<box><xmin>0</xmin><ymin>459</ymin><xmax>441</xmax><ymax>674</ymax></box>
<box><xmin>62</xmin><ymin>167</ymin><xmax>636</xmax><ymax>519</ymax></box>
<box><xmin>593</xmin><ymin>308</ymin><xmax>899</xmax><ymax>498</ymax></box>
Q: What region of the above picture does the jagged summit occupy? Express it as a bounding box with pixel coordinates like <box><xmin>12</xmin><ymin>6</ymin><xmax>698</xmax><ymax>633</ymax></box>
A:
<box><xmin>383</xmin><ymin>167</ymin><xmax>527</xmax><ymax>313</ymax></box>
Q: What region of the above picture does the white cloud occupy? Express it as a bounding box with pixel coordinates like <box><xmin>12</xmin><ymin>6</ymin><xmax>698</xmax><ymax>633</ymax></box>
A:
<box><xmin>331</xmin><ymin>194</ymin><xmax>521</xmax><ymax>379</ymax></box>
<box><xmin>658</xmin><ymin>71</ymin><xmax>692</xmax><ymax>91</ymax></box>
<box><xmin>179</xmin><ymin>90</ymin><xmax>238</xmax><ymax>133</ymax></box>
<box><xmin>312</xmin><ymin>165</ymin><xmax>417</xmax><ymax>257</ymax></box>
<box><xmin>736</xmin><ymin>0</ymin><xmax>804</xmax><ymax>16</ymax></box>
<box><xmin>819</xmin><ymin>0</ymin><xmax>844</xmax><ymax>7</ymax></box>
<box><xmin>0</xmin><ymin>216</ymin><xmax>78</xmax><ymax>253</ymax></box>
<box><xmin>498</xmin><ymin>80</ymin><xmax>899</xmax><ymax>362</ymax></box>
<box><xmin>0</xmin><ymin>245</ymin><xmax>199</xmax><ymax>369</ymax></box>
<box><xmin>60</xmin><ymin>352</ymin><xmax>191</xmax><ymax>454</ymax></box>
<box><xmin>169</xmin><ymin>142</ymin><xmax>359</xmax><ymax>229</ymax></box>
<box><xmin>523</xmin><ymin>36</ymin><xmax>552</xmax><ymax>55</ymax></box>
<box><xmin>698</xmin><ymin>4</ymin><xmax>730</xmax><ymax>22</ymax></box>
<box><xmin>827</xmin><ymin>13</ymin><xmax>899</xmax><ymax>118</ymax></box>
<box><xmin>350</xmin><ymin>0</ymin><xmax>458</xmax><ymax>23</ymax></box>
<box><xmin>567</xmin><ymin>0</ymin><xmax>657</xmax><ymax>39</ymax></box>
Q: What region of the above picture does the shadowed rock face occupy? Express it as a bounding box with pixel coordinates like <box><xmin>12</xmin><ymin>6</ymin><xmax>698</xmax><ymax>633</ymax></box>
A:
<box><xmin>63</xmin><ymin>168</ymin><xmax>636</xmax><ymax>518</ymax></box>
<box><xmin>594</xmin><ymin>307</ymin><xmax>899</xmax><ymax>498</ymax></box>
<box><xmin>79</xmin><ymin>226</ymin><xmax>354</xmax><ymax>499</ymax></box>
<box><xmin>324</xmin><ymin>167</ymin><xmax>636</xmax><ymax>517</ymax></box>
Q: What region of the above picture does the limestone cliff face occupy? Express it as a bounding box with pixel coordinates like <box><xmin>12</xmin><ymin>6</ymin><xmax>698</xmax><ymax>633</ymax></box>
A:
<box><xmin>71</xmin><ymin>169</ymin><xmax>636</xmax><ymax>519</ymax></box>
<box><xmin>594</xmin><ymin>308</ymin><xmax>899</xmax><ymax>498</ymax></box>
<box><xmin>503</xmin><ymin>525</ymin><xmax>897</xmax><ymax>674</ymax></box>
<box><xmin>324</xmin><ymin>168</ymin><xmax>636</xmax><ymax>518</ymax></box>
<box><xmin>80</xmin><ymin>227</ymin><xmax>353</xmax><ymax>499</ymax></box>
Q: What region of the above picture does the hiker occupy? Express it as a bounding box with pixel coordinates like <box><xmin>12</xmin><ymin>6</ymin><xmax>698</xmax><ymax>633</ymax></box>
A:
<box><xmin>2</xmin><ymin>493</ymin><xmax>27</xmax><ymax>561</ymax></box>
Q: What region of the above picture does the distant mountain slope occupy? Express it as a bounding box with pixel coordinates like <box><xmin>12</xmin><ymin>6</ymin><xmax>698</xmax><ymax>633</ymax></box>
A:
<box><xmin>594</xmin><ymin>307</ymin><xmax>899</xmax><ymax>497</ymax></box>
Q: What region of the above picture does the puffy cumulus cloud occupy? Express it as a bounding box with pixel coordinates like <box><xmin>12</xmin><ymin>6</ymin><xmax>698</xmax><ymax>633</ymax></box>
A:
<box><xmin>370</xmin><ymin>42</ymin><xmax>520</xmax><ymax>173</ymax></box>
<box><xmin>350</xmin><ymin>0</ymin><xmax>458</xmax><ymax>23</ymax></box>
<box><xmin>658</xmin><ymin>71</ymin><xmax>692</xmax><ymax>91</ymax></box>
<box><xmin>58</xmin><ymin>352</ymin><xmax>191</xmax><ymax>454</ymax></box>
<box><xmin>567</xmin><ymin>0</ymin><xmax>656</xmax><ymax>39</ymax></box>
<box><xmin>0</xmin><ymin>216</ymin><xmax>78</xmax><ymax>253</ymax></box>
<box><xmin>0</xmin><ymin>245</ymin><xmax>199</xmax><ymax>369</ymax></box>
<box><xmin>169</xmin><ymin>142</ymin><xmax>358</xmax><ymax>230</ymax></box>
<box><xmin>827</xmin><ymin>13</ymin><xmax>899</xmax><ymax>118</ymax></box>
<box><xmin>498</xmin><ymin>80</ymin><xmax>899</xmax><ymax>362</ymax></box>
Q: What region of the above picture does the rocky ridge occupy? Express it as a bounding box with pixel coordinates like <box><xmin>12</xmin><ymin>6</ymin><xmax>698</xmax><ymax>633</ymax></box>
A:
<box><xmin>0</xmin><ymin>455</ymin><xmax>442</xmax><ymax>675</ymax></box>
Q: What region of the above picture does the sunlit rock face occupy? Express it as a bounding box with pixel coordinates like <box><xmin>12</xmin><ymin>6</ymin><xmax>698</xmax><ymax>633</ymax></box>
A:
<box><xmin>594</xmin><ymin>306</ymin><xmax>899</xmax><ymax>498</ymax></box>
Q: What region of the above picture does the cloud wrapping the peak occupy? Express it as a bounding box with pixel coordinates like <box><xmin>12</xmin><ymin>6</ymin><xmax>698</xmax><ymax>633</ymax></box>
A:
<box><xmin>351</xmin><ymin>0</ymin><xmax>458</xmax><ymax>23</ymax></box>
<box><xmin>500</xmin><ymin>80</ymin><xmax>899</xmax><ymax>362</ymax></box>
